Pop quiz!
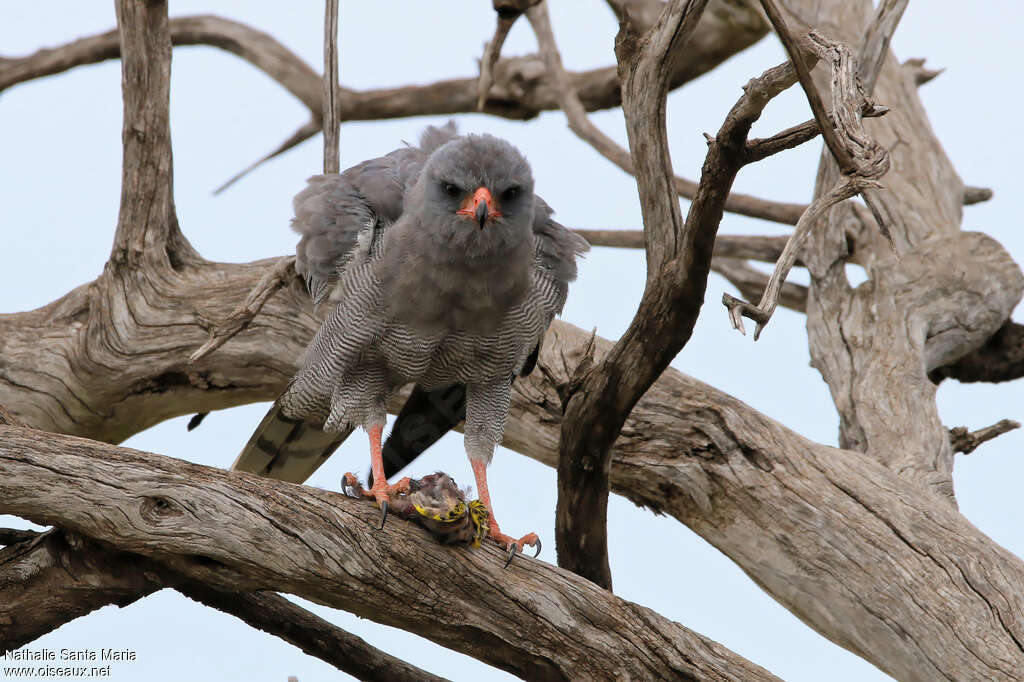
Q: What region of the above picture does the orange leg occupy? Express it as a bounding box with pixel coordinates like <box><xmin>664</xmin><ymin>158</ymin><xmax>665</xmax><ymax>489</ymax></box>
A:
<box><xmin>343</xmin><ymin>424</ymin><xmax>410</xmax><ymax>528</ymax></box>
<box><xmin>470</xmin><ymin>458</ymin><xmax>540</xmax><ymax>564</ymax></box>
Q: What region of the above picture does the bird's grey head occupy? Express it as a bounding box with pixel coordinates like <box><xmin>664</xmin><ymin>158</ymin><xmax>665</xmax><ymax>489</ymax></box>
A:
<box><xmin>412</xmin><ymin>134</ymin><xmax>535</xmax><ymax>256</ymax></box>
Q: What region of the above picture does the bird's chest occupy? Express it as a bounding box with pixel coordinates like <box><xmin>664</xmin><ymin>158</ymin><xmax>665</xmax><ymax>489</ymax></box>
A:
<box><xmin>378</xmin><ymin>309</ymin><xmax>541</xmax><ymax>388</ymax></box>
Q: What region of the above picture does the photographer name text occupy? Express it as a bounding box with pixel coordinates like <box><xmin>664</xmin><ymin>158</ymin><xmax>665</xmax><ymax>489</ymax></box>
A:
<box><xmin>2</xmin><ymin>649</ymin><xmax>136</xmax><ymax>663</ymax></box>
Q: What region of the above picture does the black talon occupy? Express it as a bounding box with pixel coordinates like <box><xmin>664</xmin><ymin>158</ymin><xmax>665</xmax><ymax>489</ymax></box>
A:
<box><xmin>379</xmin><ymin>500</ymin><xmax>389</xmax><ymax>529</ymax></box>
<box><xmin>504</xmin><ymin>542</ymin><xmax>517</xmax><ymax>568</ymax></box>
<box><xmin>532</xmin><ymin>538</ymin><xmax>542</xmax><ymax>559</ymax></box>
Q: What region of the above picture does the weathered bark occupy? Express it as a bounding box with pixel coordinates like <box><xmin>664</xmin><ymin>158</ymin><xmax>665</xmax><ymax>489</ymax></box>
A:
<box><xmin>0</xmin><ymin>426</ymin><xmax>778</xmax><ymax>682</ymax></box>
<box><xmin>0</xmin><ymin>530</ymin><xmax>451</xmax><ymax>681</ymax></box>
<box><xmin>508</xmin><ymin>323</ymin><xmax>1024</xmax><ymax>682</ymax></box>
<box><xmin>796</xmin><ymin>0</ymin><xmax>1023</xmax><ymax>498</ymax></box>
<box><xmin>5</xmin><ymin>320</ymin><xmax>1024</xmax><ymax>679</ymax></box>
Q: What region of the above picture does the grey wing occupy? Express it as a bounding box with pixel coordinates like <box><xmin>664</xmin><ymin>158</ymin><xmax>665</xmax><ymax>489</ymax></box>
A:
<box><xmin>530</xmin><ymin>196</ymin><xmax>590</xmax><ymax>322</ymax></box>
<box><xmin>510</xmin><ymin>197</ymin><xmax>589</xmax><ymax>376</ymax></box>
<box><xmin>292</xmin><ymin>122</ymin><xmax>461</xmax><ymax>304</ymax></box>
<box><xmin>282</xmin><ymin>221</ymin><xmax>388</xmax><ymax>422</ymax></box>
<box><xmin>292</xmin><ymin>174</ymin><xmax>374</xmax><ymax>305</ymax></box>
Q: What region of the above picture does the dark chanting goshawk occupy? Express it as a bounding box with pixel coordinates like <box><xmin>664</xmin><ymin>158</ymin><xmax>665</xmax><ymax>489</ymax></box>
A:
<box><xmin>234</xmin><ymin>123</ymin><xmax>588</xmax><ymax>556</ymax></box>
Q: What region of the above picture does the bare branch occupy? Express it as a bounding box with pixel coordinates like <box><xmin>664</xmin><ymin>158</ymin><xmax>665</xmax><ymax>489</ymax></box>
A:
<box><xmin>797</xmin><ymin>0</ymin><xmax>1021</xmax><ymax>500</ymax></box>
<box><xmin>604</xmin><ymin>0</ymin><xmax>669</xmax><ymax>31</ymax></box>
<box><xmin>0</xmin><ymin>528</ymin><xmax>39</xmax><ymax>546</ymax></box>
<box><xmin>745</xmin><ymin>104</ymin><xmax>887</xmax><ymax>163</ymax></box>
<box><xmin>903</xmin><ymin>56</ymin><xmax>944</xmax><ymax>86</ymax></box>
<box><xmin>5</xmin><ymin>317</ymin><xmax>1024</xmax><ymax>678</ymax></box>
<box><xmin>190</xmin><ymin>256</ymin><xmax>298</xmax><ymax>363</ymax></box>
<box><xmin>322</xmin><ymin>0</ymin><xmax>340</xmax><ymax>175</ymax></box>
<box><xmin>0</xmin><ymin>10</ymin><xmax>766</xmax><ymax>144</ymax></box>
<box><xmin>575</xmin><ymin>230</ymin><xmax>796</xmax><ymax>265</ymax></box>
<box><xmin>712</xmin><ymin>258</ymin><xmax>807</xmax><ymax>312</ymax></box>
<box><xmin>964</xmin><ymin>185</ymin><xmax>994</xmax><ymax>205</ymax></box>
<box><xmin>723</xmin><ymin>176</ymin><xmax>874</xmax><ymax>338</ymax></box>
<box><xmin>527</xmin><ymin>2</ymin><xmax>635</xmax><ymax>176</ymax></box>
<box><xmin>572</xmin><ymin>228</ymin><xmax>645</xmax><ymax>249</ymax></box>
<box><xmin>110</xmin><ymin>0</ymin><xmax>199</xmax><ymax>269</ymax></box>
<box><xmin>477</xmin><ymin>1</ymin><xmax>538</xmax><ymax>109</ymax></box>
<box><xmin>0</xmin><ymin>528</ymin><xmax>160</xmax><ymax>650</ymax></box>
<box><xmin>0</xmin><ymin>527</ymin><xmax>443</xmax><ymax>681</ymax></box>
<box><xmin>178</xmin><ymin>587</ymin><xmax>449</xmax><ymax>682</ymax></box>
<box><xmin>759</xmin><ymin>0</ymin><xmax>858</xmax><ymax>174</ymax></box>
<box><xmin>723</xmin><ymin>29</ymin><xmax>892</xmax><ymax>337</ymax></box>
<box><xmin>213</xmin><ymin>119</ymin><xmax>320</xmax><ymax>195</ymax></box>
<box><xmin>527</xmin><ymin>0</ymin><xmax>809</xmax><ymax>230</ymax></box>
<box><xmin>856</xmin><ymin>0</ymin><xmax>909</xmax><ymax>96</ymax></box>
<box><xmin>949</xmin><ymin>419</ymin><xmax>1021</xmax><ymax>455</ymax></box>
<box><xmin>0</xmin><ymin>426</ymin><xmax>778</xmax><ymax>681</ymax></box>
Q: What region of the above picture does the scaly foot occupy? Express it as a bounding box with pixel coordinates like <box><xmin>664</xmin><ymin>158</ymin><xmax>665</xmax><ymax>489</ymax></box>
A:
<box><xmin>488</xmin><ymin>522</ymin><xmax>541</xmax><ymax>568</ymax></box>
<box><xmin>342</xmin><ymin>472</ymin><xmax>411</xmax><ymax>528</ymax></box>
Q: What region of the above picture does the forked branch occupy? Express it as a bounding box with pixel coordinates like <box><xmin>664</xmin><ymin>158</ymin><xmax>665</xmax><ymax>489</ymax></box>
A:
<box><xmin>723</xmin><ymin>28</ymin><xmax>891</xmax><ymax>337</ymax></box>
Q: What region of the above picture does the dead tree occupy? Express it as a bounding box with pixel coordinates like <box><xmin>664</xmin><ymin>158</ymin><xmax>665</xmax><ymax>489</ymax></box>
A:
<box><xmin>2</xmin><ymin>1</ymin><xmax>1023</xmax><ymax>679</ymax></box>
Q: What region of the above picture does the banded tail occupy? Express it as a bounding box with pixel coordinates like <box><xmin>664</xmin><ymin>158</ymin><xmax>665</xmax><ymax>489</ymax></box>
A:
<box><xmin>232</xmin><ymin>403</ymin><xmax>350</xmax><ymax>484</ymax></box>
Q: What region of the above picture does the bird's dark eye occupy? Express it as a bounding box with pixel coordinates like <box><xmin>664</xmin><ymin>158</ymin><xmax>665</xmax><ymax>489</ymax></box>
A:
<box><xmin>501</xmin><ymin>186</ymin><xmax>520</xmax><ymax>202</ymax></box>
<box><xmin>442</xmin><ymin>182</ymin><xmax>461</xmax><ymax>197</ymax></box>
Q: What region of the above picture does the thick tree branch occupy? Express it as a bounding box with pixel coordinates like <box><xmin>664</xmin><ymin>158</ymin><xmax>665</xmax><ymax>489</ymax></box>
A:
<box><xmin>856</xmin><ymin>0</ymin><xmax>909</xmax><ymax>96</ymax></box>
<box><xmin>0</xmin><ymin>528</ymin><xmax>444</xmax><ymax>680</ymax></box>
<box><xmin>5</xmin><ymin>319</ymin><xmax>1024</xmax><ymax>679</ymax></box>
<box><xmin>0</xmin><ymin>528</ymin><xmax>160</xmax><ymax>650</ymax></box>
<box><xmin>111</xmin><ymin>0</ymin><xmax>198</xmax><ymax>269</ymax></box>
<box><xmin>0</xmin><ymin>528</ymin><xmax>39</xmax><ymax>546</ymax></box>
<box><xmin>550</xmin><ymin>0</ymin><xmax>712</xmax><ymax>589</ymax></box>
<box><xmin>0</xmin><ymin>426</ymin><xmax>778</xmax><ymax>681</ymax></box>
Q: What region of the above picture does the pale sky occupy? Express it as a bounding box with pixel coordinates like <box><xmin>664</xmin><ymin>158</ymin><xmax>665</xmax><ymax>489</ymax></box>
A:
<box><xmin>2</xmin><ymin>2</ymin><xmax>1023</xmax><ymax>681</ymax></box>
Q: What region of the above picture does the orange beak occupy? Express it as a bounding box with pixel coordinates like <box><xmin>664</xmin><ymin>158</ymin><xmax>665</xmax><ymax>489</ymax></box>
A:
<box><xmin>456</xmin><ymin>187</ymin><xmax>502</xmax><ymax>229</ymax></box>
